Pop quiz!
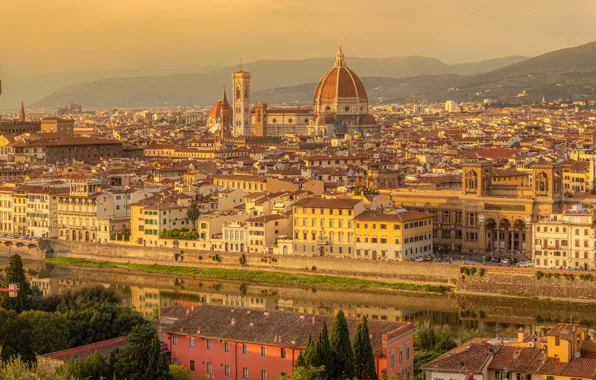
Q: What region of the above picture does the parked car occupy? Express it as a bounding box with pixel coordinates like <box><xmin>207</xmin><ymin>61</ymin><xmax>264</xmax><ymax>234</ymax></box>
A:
<box><xmin>501</xmin><ymin>259</ymin><xmax>511</xmax><ymax>265</ymax></box>
<box><xmin>517</xmin><ymin>262</ymin><xmax>529</xmax><ymax>268</ymax></box>
<box><xmin>423</xmin><ymin>256</ymin><xmax>432</xmax><ymax>262</ymax></box>
<box><xmin>414</xmin><ymin>257</ymin><xmax>424</xmax><ymax>262</ymax></box>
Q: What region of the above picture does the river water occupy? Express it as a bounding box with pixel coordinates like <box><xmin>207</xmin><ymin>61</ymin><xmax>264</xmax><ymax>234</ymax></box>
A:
<box><xmin>8</xmin><ymin>258</ymin><xmax>596</xmax><ymax>339</ymax></box>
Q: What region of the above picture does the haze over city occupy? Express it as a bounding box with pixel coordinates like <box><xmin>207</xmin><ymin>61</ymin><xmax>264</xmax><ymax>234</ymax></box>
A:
<box><xmin>2</xmin><ymin>0</ymin><xmax>596</xmax><ymax>107</ymax></box>
<box><xmin>3</xmin><ymin>2</ymin><xmax>596</xmax><ymax>380</ymax></box>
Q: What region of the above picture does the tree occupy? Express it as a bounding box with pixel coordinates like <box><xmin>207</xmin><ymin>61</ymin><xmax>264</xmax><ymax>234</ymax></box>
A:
<box><xmin>112</xmin><ymin>324</ymin><xmax>169</xmax><ymax>380</ymax></box>
<box><xmin>1</xmin><ymin>254</ymin><xmax>32</xmax><ymax>312</ymax></box>
<box><xmin>186</xmin><ymin>202</ymin><xmax>201</xmax><ymax>231</ymax></box>
<box><xmin>315</xmin><ymin>320</ymin><xmax>332</xmax><ymax>377</ymax></box>
<box><xmin>329</xmin><ymin>310</ymin><xmax>354</xmax><ymax>379</ymax></box>
<box><xmin>0</xmin><ymin>308</ymin><xmax>34</xmax><ymax>362</ymax></box>
<box><xmin>276</xmin><ymin>366</ymin><xmax>326</xmax><ymax>380</ymax></box>
<box><xmin>170</xmin><ymin>365</ymin><xmax>190</xmax><ymax>380</ymax></box>
<box><xmin>145</xmin><ymin>336</ymin><xmax>172</xmax><ymax>380</ymax></box>
<box><xmin>57</xmin><ymin>351</ymin><xmax>112</xmax><ymax>379</ymax></box>
<box><xmin>352</xmin><ymin>316</ymin><xmax>377</xmax><ymax>380</ymax></box>
<box><xmin>20</xmin><ymin>310</ymin><xmax>72</xmax><ymax>355</ymax></box>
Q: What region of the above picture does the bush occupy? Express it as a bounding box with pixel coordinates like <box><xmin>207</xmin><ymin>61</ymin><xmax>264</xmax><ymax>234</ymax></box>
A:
<box><xmin>554</xmin><ymin>273</ymin><xmax>561</xmax><ymax>279</ymax></box>
<box><xmin>545</xmin><ymin>273</ymin><xmax>553</xmax><ymax>279</ymax></box>
<box><xmin>239</xmin><ymin>254</ymin><xmax>247</xmax><ymax>266</ymax></box>
<box><xmin>469</xmin><ymin>267</ymin><xmax>477</xmax><ymax>276</ymax></box>
<box><xmin>478</xmin><ymin>268</ymin><xmax>485</xmax><ymax>277</ymax></box>
<box><xmin>311</xmin><ymin>266</ymin><xmax>317</xmax><ymax>272</ymax></box>
<box><xmin>536</xmin><ymin>271</ymin><xmax>544</xmax><ymax>280</ymax></box>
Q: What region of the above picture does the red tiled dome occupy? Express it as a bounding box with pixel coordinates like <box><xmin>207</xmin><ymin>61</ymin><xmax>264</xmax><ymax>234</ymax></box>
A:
<box><xmin>208</xmin><ymin>100</ymin><xmax>223</xmax><ymax>118</ymax></box>
<box><xmin>314</xmin><ymin>47</ymin><xmax>367</xmax><ymax>102</ymax></box>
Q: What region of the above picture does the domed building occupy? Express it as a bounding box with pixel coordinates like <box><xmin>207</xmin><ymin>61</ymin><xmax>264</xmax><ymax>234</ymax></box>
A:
<box><xmin>310</xmin><ymin>46</ymin><xmax>378</xmax><ymax>136</ymax></box>
<box><xmin>207</xmin><ymin>88</ymin><xmax>232</xmax><ymax>131</ymax></box>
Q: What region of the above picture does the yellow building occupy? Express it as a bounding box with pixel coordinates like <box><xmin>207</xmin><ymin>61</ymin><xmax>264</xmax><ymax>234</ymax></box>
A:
<box><xmin>291</xmin><ymin>197</ymin><xmax>364</xmax><ymax>256</ymax></box>
<box><xmin>424</xmin><ymin>323</ymin><xmax>596</xmax><ymax>380</ymax></box>
<box><xmin>354</xmin><ymin>209</ymin><xmax>433</xmax><ymax>261</ymax></box>
<box><xmin>213</xmin><ymin>174</ymin><xmax>267</xmax><ymax>192</ymax></box>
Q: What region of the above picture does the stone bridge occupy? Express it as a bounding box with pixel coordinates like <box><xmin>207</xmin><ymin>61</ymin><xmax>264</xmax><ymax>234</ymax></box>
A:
<box><xmin>0</xmin><ymin>237</ymin><xmax>48</xmax><ymax>259</ymax></box>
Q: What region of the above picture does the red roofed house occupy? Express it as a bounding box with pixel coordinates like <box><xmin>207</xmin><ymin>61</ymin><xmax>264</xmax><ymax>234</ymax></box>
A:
<box><xmin>160</xmin><ymin>302</ymin><xmax>414</xmax><ymax>380</ymax></box>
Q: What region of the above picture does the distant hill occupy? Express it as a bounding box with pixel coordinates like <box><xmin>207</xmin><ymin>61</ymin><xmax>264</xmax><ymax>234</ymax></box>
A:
<box><xmin>262</xmin><ymin>42</ymin><xmax>596</xmax><ymax>104</ymax></box>
<box><xmin>33</xmin><ymin>54</ymin><xmax>531</xmax><ymax>109</ymax></box>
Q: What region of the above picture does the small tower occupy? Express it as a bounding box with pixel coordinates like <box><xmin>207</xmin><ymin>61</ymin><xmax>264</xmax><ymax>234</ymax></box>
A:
<box><xmin>232</xmin><ymin>65</ymin><xmax>251</xmax><ymax>137</ymax></box>
<box><xmin>18</xmin><ymin>101</ymin><xmax>25</xmax><ymax>122</ymax></box>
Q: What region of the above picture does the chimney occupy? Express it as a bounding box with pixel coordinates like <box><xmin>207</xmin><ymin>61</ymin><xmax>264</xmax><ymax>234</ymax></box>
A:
<box><xmin>231</xmin><ymin>318</ymin><xmax>236</xmax><ymax>326</ymax></box>
<box><xmin>517</xmin><ymin>328</ymin><xmax>525</xmax><ymax>343</ymax></box>
<box><xmin>250</xmin><ymin>322</ymin><xmax>254</xmax><ymax>327</ymax></box>
<box><xmin>513</xmin><ymin>349</ymin><xmax>521</xmax><ymax>360</ymax></box>
<box><xmin>312</xmin><ymin>316</ymin><xmax>316</xmax><ymax>324</ymax></box>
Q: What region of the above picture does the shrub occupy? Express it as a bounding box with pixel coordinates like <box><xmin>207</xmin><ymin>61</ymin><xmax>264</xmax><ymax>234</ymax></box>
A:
<box><xmin>545</xmin><ymin>273</ymin><xmax>553</xmax><ymax>279</ymax></box>
<box><xmin>311</xmin><ymin>266</ymin><xmax>317</xmax><ymax>272</ymax></box>
<box><xmin>536</xmin><ymin>271</ymin><xmax>544</xmax><ymax>280</ymax></box>
<box><xmin>554</xmin><ymin>273</ymin><xmax>561</xmax><ymax>279</ymax></box>
<box><xmin>478</xmin><ymin>268</ymin><xmax>485</xmax><ymax>277</ymax></box>
<box><xmin>469</xmin><ymin>267</ymin><xmax>477</xmax><ymax>276</ymax></box>
<box><xmin>239</xmin><ymin>254</ymin><xmax>247</xmax><ymax>266</ymax></box>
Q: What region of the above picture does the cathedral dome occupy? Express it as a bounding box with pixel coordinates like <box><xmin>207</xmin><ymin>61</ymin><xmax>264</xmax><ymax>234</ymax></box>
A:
<box><xmin>314</xmin><ymin>46</ymin><xmax>368</xmax><ymax>104</ymax></box>
<box><xmin>208</xmin><ymin>100</ymin><xmax>224</xmax><ymax>118</ymax></box>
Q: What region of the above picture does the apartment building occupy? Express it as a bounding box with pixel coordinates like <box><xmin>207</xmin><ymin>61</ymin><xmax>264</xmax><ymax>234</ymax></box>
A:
<box><xmin>532</xmin><ymin>205</ymin><xmax>596</xmax><ymax>269</ymax></box>
<box><xmin>161</xmin><ymin>302</ymin><xmax>414</xmax><ymax>380</ymax></box>
<box><xmin>291</xmin><ymin>197</ymin><xmax>365</xmax><ymax>256</ymax></box>
<box><xmin>354</xmin><ymin>209</ymin><xmax>433</xmax><ymax>261</ymax></box>
<box><xmin>424</xmin><ymin>323</ymin><xmax>596</xmax><ymax>380</ymax></box>
<box><xmin>246</xmin><ymin>214</ymin><xmax>291</xmax><ymax>254</ymax></box>
<box><xmin>57</xmin><ymin>177</ymin><xmax>104</xmax><ymax>242</ymax></box>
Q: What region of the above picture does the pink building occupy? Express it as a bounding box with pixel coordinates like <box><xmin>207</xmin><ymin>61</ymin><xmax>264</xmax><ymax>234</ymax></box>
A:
<box><xmin>160</xmin><ymin>301</ymin><xmax>414</xmax><ymax>380</ymax></box>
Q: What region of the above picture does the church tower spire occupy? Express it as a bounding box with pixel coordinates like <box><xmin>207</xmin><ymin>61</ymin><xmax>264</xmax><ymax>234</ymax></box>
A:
<box><xmin>334</xmin><ymin>45</ymin><xmax>345</xmax><ymax>67</ymax></box>
<box><xmin>18</xmin><ymin>101</ymin><xmax>25</xmax><ymax>122</ymax></box>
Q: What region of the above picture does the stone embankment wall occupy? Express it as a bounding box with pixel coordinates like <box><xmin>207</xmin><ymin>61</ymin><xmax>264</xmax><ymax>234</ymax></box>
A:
<box><xmin>48</xmin><ymin>240</ymin><xmax>459</xmax><ymax>285</ymax></box>
<box><xmin>457</xmin><ymin>265</ymin><xmax>596</xmax><ymax>300</ymax></box>
<box><xmin>48</xmin><ymin>241</ymin><xmax>596</xmax><ymax>301</ymax></box>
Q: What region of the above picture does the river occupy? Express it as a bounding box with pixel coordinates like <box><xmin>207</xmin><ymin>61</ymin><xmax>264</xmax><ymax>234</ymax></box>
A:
<box><xmin>8</xmin><ymin>258</ymin><xmax>596</xmax><ymax>339</ymax></box>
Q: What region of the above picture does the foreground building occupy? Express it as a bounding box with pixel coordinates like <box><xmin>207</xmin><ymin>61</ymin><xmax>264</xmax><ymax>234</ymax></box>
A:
<box><xmin>161</xmin><ymin>302</ymin><xmax>414</xmax><ymax>380</ymax></box>
<box><xmin>423</xmin><ymin>323</ymin><xmax>596</xmax><ymax>380</ymax></box>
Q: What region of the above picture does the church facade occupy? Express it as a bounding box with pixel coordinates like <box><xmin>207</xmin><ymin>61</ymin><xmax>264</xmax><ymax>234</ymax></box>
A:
<box><xmin>207</xmin><ymin>46</ymin><xmax>379</xmax><ymax>138</ymax></box>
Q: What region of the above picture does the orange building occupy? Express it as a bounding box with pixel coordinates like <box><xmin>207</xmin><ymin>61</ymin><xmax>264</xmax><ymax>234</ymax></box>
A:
<box><xmin>161</xmin><ymin>302</ymin><xmax>414</xmax><ymax>380</ymax></box>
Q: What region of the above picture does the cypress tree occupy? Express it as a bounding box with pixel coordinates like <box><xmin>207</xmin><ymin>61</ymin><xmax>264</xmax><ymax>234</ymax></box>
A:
<box><xmin>329</xmin><ymin>310</ymin><xmax>354</xmax><ymax>379</ymax></box>
<box><xmin>353</xmin><ymin>316</ymin><xmax>377</xmax><ymax>380</ymax></box>
<box><xmin>144</xmin><ymin>336</ymin><xmax>172</xmax><ymax>380</ymax></box>
<box><xmin>0</xmin><ymin>254</ymin><xmax>32</xmax><ymax>312</ymax></box>
<box><xmin>316</xmin><ymin>320</ymin><xmax>333</xmax><ymax>376</ymax></box>
<box><xmin>303</xmin><ymin>333</ymin><xmax>318</xmax><ymax>367</ymax></box>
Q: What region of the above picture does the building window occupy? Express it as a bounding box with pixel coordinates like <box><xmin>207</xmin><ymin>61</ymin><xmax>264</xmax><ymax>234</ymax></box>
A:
<box><xmin>207</xmin><ymin>363</ymin><xmax>212</xmax><ymax>375</ymax></box>
<box><xmin>243</xmin><ymin>368</ymin><xmax>249</xmax><ymax>379</ymax></box>
<box><xmin>261</xmin><ymin>346</ymin><xmax>266</xmax><ymax>356</ymax></box>
<box><xmin>406</xmin><ymin>343</ymin><xmax>410</xmax><ymax>360</ymax></box>
<box><xmin>281</xmin><ymin>347</ymin><xmax>286</xmax><ymax>358</ymax></box>
<box><xmin>190</xmin><ymin>337</ymin><xmax>195</xmax><ymax>348</ymax></box>
<box><xmin>225</xmin><ymin>365</ymin><xmax>231</xmax><ymax>376</ymax></box>
<box><xmin>390</xmin><ymin>350</ymin><xmax>395</xmax><ymax>368</ymax></box>
<box><xmin>172</xmin><ymin>335</ymin><xmax>177</xmax><ymax>345</ymax></box>
<box><xmin>225</xmin><ymin>341</ymin><xmax>230</xmax><ymax>352</ymax></box>
<box><xmin>261</xmin><ymin>370</ymin><xmax>267</xmax><ymax>380</ymax></box>
<box><xmin>243</xmin><ymin>344</ymin><xmax>248</xmax><ymax>354</ymax></box>
<box><xmin>190</xmin><ymin>360</ymin><xmax>195</xmax><ymax>371</ymax></box>
<box><xmin>207</xmin><ymin>339</ymin><xmax>212</xmax><ymax>350</ymax></box>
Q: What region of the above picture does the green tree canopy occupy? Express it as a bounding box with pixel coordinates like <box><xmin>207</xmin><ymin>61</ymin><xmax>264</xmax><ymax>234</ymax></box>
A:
<box><xmin>1</xmin><ymin>254</ymin><xmax>32</xmax><ymax>312</ymax></box>
<box><xmin>186</xmin><ymin>202</ymin><xmax>201</xmax><ymax>231</ymax></box>
<box><xmin>353</xmin><ymin>316</ymin><xmax>377</xmax><ymax>380</ymax></box>
<box><xmin>112</xmin><ymin>324</ymin><xmax>170</xmax><ymax>380</ymax></box>
<box><xmin>57</xmin><ymin>351</ymin><xmax>112</xmax><ymax>380</ymax></box>
<box><xmin>0</xmin><ymin>308</ymin><xmax>34</xmax><ymax>362</ymax></box>
<box><xmin>19</xmin><ymin>310</ymin><xmax>72</xmax><ymax>355</ymax></box>
<box><xmin>329</xmin><ymin>310</ymin><xmax>354</xmax><ymax>379</ymax></box>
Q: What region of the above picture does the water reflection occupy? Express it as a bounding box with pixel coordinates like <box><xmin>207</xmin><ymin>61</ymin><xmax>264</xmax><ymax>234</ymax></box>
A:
<box><xmin>6</xmin><ymin>258</ymin><xmax>596</xmax><ymax>339</ymax></box>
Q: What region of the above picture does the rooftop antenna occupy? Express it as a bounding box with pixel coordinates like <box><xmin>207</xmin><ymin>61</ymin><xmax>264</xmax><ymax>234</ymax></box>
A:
<box><xmin>240</xmin><ymin>58</ymin><xmax>243</xmax><ymax>72</ymax></box>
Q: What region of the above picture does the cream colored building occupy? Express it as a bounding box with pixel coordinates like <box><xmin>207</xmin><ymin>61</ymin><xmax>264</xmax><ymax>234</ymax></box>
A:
<box><xmin>532</xmin><ymin>204</ymin><xmax>596</xmax><ymax>269</ymax></box>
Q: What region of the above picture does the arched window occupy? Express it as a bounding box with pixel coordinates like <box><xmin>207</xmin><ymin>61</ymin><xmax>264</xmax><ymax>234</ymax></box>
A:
<box><xmin>244</xmin><ymin>89</ymin><xmax>248</xmax><ymax>98</ymax></box>
<box><xmin>236</xmin><ymin>87</ymin><xmax>241</xmax><ymax>99</ymax></box>
<box><xmin>257</xmin><ymin>110</ymin><xmax>261</xmax><ymax>122</ymax></box>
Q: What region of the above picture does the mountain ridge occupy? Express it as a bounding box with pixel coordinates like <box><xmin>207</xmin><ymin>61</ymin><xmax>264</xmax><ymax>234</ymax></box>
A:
<box><xmin>32</xmin><ymin>55</ymin><xmax>529</xmax><ymax>109</ymax></box>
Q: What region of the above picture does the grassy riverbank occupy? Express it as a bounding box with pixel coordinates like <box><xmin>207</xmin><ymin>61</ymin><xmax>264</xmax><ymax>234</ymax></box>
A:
<box><xmin>44</xmin><ymin>257</ymin><xmax>448</xmax><ymax>293</ymax></box>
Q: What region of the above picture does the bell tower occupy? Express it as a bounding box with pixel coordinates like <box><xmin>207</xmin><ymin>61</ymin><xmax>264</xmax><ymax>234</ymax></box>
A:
<box><xmin>232</xmin><ymin>67</ymin><xmax>251</xmax><ymax>137</ymax></box>
<box><xmin>462</xmin><ymin>162</ymin><xmax>493</xmax><ymax>196</ymax></box>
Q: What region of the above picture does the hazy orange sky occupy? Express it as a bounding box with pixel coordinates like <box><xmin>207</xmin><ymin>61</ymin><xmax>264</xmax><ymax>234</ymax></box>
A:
<box><xmin>2</xmin><ymin>0</ymin><xmax>596</xmax><ymax>74</ymax></box>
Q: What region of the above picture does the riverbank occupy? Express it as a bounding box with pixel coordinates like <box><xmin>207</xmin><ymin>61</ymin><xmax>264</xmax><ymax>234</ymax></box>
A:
<box><xmin>44</xmin><ymin>257</ymin><xmax>449</xmax><ymax>293</ymax></box>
